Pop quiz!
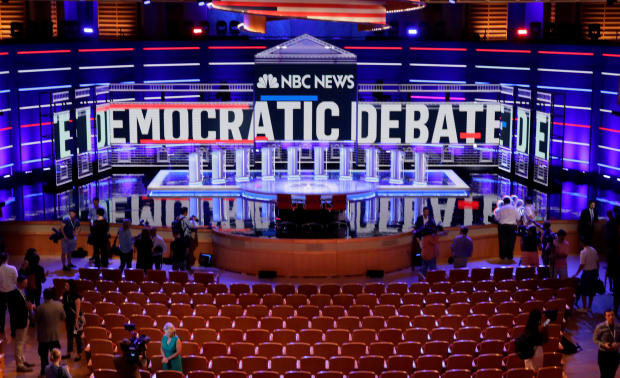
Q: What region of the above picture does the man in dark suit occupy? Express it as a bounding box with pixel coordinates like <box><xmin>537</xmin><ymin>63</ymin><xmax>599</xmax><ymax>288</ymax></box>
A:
<box><xmin>579</xmin><ymin>200</ymin><xmax>598</xmax><ymax>243</ymax></box>
<box><xmin>415</xmin><ymin>207</ymin><xmax>434</xmax><ymax>232</ymax></box>
<box><xmin>36</xmin><ymin>288</ymin><xmax>65</xmax><ymax>376</ymax></box>
<box><xmin>12</xmin><ymin>275</ymin><xmax>34</xmax><ymax>372</ymax></box>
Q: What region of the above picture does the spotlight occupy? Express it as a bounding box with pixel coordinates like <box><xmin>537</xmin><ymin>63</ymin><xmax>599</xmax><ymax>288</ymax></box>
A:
<box><xmin>83</xmin><ymin>26</ymin><xmax>94</xmax><ymax>34</ymax></box>
<box><xmin>192</xmin><ymin>27</ymin><xmax>204</xmax><ymax>35</ymax></box>
<box><xmin>449</xmin><ymin>0</ymin><xmax>456</xmax><ymax>3</ymax></box>
<box><xmin>407</xmin><ymin>28</ymin><xmax>418</xmax><ymax>36</ymax></box>
<box><xmin>198</xmin><ymin>0</ymin><xmax>206</xmax><ymax>5</ymax></box>
<box><xmin>516</xmin><ymin>27</ymin><xmax>529</xmax><ymax>37</ymax></box>
<box><xmin>143</xmin><ymin>0</ymin><xmax>151</xmax><ymax>4</ymax></box>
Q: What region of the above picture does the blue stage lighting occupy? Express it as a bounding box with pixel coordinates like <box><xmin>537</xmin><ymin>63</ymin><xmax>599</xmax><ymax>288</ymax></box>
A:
<box><xmin>198</xmin><ymin>0</ymin><xmax>206</xmax><ymax>5</ymax></box>
<box><xmin>143</xmin><ymin>0</ymin><xmax>151</xmax><ymax>4</ymax></box>
<box><xmin>407</xmin><ymin>28</ymin><xmax>418</xmax><ymax>36</ymax></box>
<box><xmin>83</xmin><ymin>26</ymin><xmax>94</xmax><ymax>34</ymax></box>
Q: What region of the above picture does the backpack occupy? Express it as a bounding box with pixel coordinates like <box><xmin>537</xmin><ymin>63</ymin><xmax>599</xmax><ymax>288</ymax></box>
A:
<box><xmin>171</xmin><ymin>217</ymin><xmax>185</xmax><ymax>236</ymax></box>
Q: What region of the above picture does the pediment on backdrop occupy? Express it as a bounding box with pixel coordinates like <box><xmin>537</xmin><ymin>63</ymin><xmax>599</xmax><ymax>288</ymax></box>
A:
<box><xmin>255</xmin><ymin>34</ymin><xmax>356</xmax><ymax>64</ymax></box>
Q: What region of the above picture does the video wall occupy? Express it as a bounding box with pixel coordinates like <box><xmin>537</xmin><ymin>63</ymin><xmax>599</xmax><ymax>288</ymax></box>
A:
<box><xmin>0</xmin><ymin>40</ymin><xmax>619</xmax><ymax>182</ymax></box>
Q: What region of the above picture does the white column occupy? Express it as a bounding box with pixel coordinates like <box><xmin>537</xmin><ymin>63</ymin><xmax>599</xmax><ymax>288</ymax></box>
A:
<box><xmin>212</xmin><ymin>197</ymin><xmax>224</xmax><ymax>223</ymax></box>
<box><xmin>211</xmin><ymin>148</ymin><xmax>226</xmax><ymax>185</ymax></box>
<box><xmin>414</xmin><ymin>150</ymin><xmax>428</xmax><ymax>184</ymax></box>
<box><xmin>364</xmin><ymin>146</ymin><xmax>379</xmax><ymax>182</ymax></box>
<box><xmin>261</xmin><ymin>146</ymin><xmax>275</xmax><ymax>181</ymax></box>
<box><xmin>389</xmin><ymin>149</ymin><xmax>404</xmax><ymax>184</ymax></box>
<box><xmin>188</xmin><ymin>151</ymin><xmax>203</xmax><ymax>185</ymax></box>
<box><xmin>287</xmin><ymin>146</ymin><xmax>301</xmax><ymax>180</ymax></box>
<box><xmin>235</xmin><ymin>147</ymin><xmax>250</xmax><ymax>183</ymax></box>
<box><xmin>313</xmin><ymin>146</ymin><xmax>327</xmax><ymax>180</ymax></box>
<box><xmin>339</xmin><ymin>146</ymin><xmax>353</xmax><ymax>181</ymax></box>
<box><xmin>389</xmin><ymin>197</ymin><xmax>404</xmax><ymax>226</ymax></box>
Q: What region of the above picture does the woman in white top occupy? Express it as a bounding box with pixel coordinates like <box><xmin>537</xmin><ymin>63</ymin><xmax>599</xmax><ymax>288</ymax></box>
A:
<box><xmin>573</xmin><ymin>238</ymin><xmax>599</xmax><ymax>312</ymax></box>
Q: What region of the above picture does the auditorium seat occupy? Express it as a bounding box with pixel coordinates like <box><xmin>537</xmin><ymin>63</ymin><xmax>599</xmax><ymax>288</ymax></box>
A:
<box><xmin>220</xmin><ymin>370</ymin><xmax>247</xmax><ymax>378</ymax></box>
<box><xmin>340</xmin><ymin>342</ymin><xmax>366</xmax><ymax>359</ymax></box>
<box><xmin>208</xmin><ymin>283</ymin><xmax>229</xmax><ymax>295</ymax></box>
<box><xmin>120</xmin><ymin>302</ymin><xmax>143</xmax><ymax>317</ymax></box>
<box><xmin>447</xmin><ymin>292</ymin><xmax>469</xmax><ymax>304</ymax></box>
<box><xmin>298</xmin><ymin>305</ymin><xmax>320</xmax><ymax>318</ymax></box>
<box><xmin>368</xmin><ymin>341</ymin><xmax>394</xmax><ymax>359</ymax></box>
<box><xmin>156</xmin><ymin>315</ymin><xmax>180</xmax><ymax>328</ymax></box>
<box><xmin>416</xmin><ymin>354</ymin><xmax>443</xmax><ymax>371</ymax></box>
<box><xmin>310</xmin><ymin>294</ymin><xmax>332</xmax><ymax>308</ymax></box>
<box><xmin>220</xmin><ymin>328</ymin><xmax>244</xmax><ymax>344</ymax></box>
<box><xmin>84</xmin><ymin>326</ymin><xmax>110</xmax><ymax>344</ymax></box>
<box><xmin>284</xmin><ymin>371</ymin><xmax>311</xmax><ymax>378</ymax></box>
<box><xmin>317</xmin><ymin>370</ymin><xmax>344</xmax><ymax>378</ymax></box>
<box><xmin>140</xmin><ymin>281</ymin><xmax>161</xmax><ymax>294</ymax></box>
<box><xmin>450</xmin><ymin>340</ymin><xmax>477</xmax><ymax>356</ymax></box>
<box><xmin>348</xmin><ymin>371</ymin><xmax>377</xmax><ymax>378</ymax></box>
<box><xmin>89</xmin><ymin>338</ymin><xmax>116</xmax><ymax>355</ymax></box>
<box><xmin>470</xmin><ymin>268</ymin><xmax>491</xmax><ymax>282</ymax></box>
<box><xmin>257</xmin><ymin>342</ymin><xmax>283</xmax><ymax>358</ymax></box>
<box><xmin>300</xmin><ymin>355</ymin><xmax>327</xmax><ymax>374</ymax></box>
<box><xmin>342</xmin><ymin>284</ymin><xmax>363</xmax><ymax>296</ymax></box>
<box><xmin>138</xmin><ymin>327</ymin><xmax>163</xmax><ymax>340</ymax></box>
<box><xmin>329</xmin><ymin>355</ymin><xmax>355</xmax><ymax>373</ymax></box>
<box><xmin>271</xmin><ymin>328</ymin><xmax>296</xmax><ymax>344</ymax></box>
<box><xmin>430</xmin><ymin>327</ymin><xmax>454</xmax><ymax>343</ymax></box>
<box><xmin>275</xmin><ymin>283</ymin><xmax>296</xmax><ymax>297</ymax></box>
<box><xmin>443</xmin><ymin>369</ymin><xmax>473</xmax><ymax>378</ymax></box>
<box><xmin>445</xmin><ymin>354</ymin><xmax>473</xmax><ymax>371</ymax></box>
<box><xmin>188</xmin><ymin>371</ymin><xmax>216</xmax><ymax>378</ymax></box>
<box><xmin>146</xmin><ymin>341</ymin><xmax>162</xmax><ymax>358</ymax></box>
<box><xmin>320</xmin><ymin>284</ymin><xmax>341</xmax><ymax>296</ymax></box>
<box><xmin>504</xmin><ymin>368</ymin><xmax>536</xmax><ymax>378</ymax></box>
<box><xmin>386</xmin><ymin>354</ymin><xmax>414</xmax><ymax>373</ymax></box>
<box><xmin>422</xmin><ymin>341</ymin><xmax>449</xmax><ymax>357</ymax></box>
<box><xmin>193</xmin><ymin>272</ymin><xmax>216</xmax><ymax>286</ymax></box>
<box><xmin>472</xmin><ymin>368</ymin><xmax>503</xmax><ymax>378</ymax></box>
<box><xmin>333</xmin><ymin>294</ymin><xmax>354</xmax><ymax>308</ymax></box>
<box><xmin>298</xmin><ymin>329</ymin><xmax>322</xmax><ymax>344</ymax></box>
<box><xmin>298</xmin><ymin>284</ymin><xmax>319</xmax><ymax>296</ymax></box>
<box><xmin>91</xmin><ymin>353</ymin><xmax>116</xmax><ymax>370</ymax></box>
<box><xmin>146</xmin><ymin>269</ymin><xmax>167</xmax><ymax>284</ymax></box>
<box><xmin>270</xmin><ymin>356</ymin><xmax>297</xmax><ymax>374</ymax></box>
<box><xmin>93</xmin><ymin>369</ymin><xmax>120</xmax><ymax>378</ymax></box>
<box><xmin>474</xmin><ymin>353</ymin><xmax>503</xmax><ymax>369</ymax></box>
<box><xmin>252</xmin><ymin>371</ymin><xmax>279</xmax><ymax>378</ymax></box>
<box><xmin>195</xmin><ymin>304</ymin><xmax>218</xmax><ymax>319</ymax></box>
<box><xmin>182</xmin><ymin>355</ymin><xmax>208</xmax><ymax>373</ymax></box>
<box><xmin>246</xmin><ymin>328</ymin><xmax>270</xmax><ymax>345</ymax></box>
<box><xmin>241</xmin><ymin>355</ymin><xmax>268</xmax><ymax>374</ymax></box>
<box><xmin>471</xmin><ymin>301</ymin><xmax>495</xmax><ymax>316</ymax></box>
<box><xmin>185</xmin><ymin>282</ymin><xmax>205</xmax><ymax>295</ymax></box>
<box><xmin>358</xmin><ymin>355</ymin><xmax>384</xmax><ymax>375</ymax></box>
<box><xmin>211</xmin><ymin>356</ymin><xmax>239</xmax><ymax>373</ymax></box>
<box><xmin>239</xmin><ymin>293</ymin><xmax>261</xmax><ymax>307</ymax></box>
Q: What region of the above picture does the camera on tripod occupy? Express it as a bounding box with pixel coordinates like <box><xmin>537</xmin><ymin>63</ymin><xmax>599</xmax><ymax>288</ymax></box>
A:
<box><xmin>122</xmin><ymin>324</ymin><xmax>150</xmax><ymax>363</ymax></box>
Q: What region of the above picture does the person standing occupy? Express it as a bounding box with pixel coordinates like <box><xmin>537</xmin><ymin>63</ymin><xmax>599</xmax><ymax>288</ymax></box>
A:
<box><xmin>593</xmin><ymin>309</ymin><xmax>620</xmax><ymax>378</ymax></box>
<box><xmin>116</xmin><ymin>219</ymin><xmax>134</xmax><ymax>271</ymax></box>
<box><xmin>520</xmin><ymin>225</ymin><xmax>541</xmax><ymax>266</ymax></box>
<box><xmin>160</xmin><ymin>322</ymin><xmax>183</xmax><ymax>372</ymax></box>
<box><xmin>415</xmin><ymin>207</ymin><xmax>434</xmax><ymax>232</ymax></box>
<box><xmin>574</xmin><ymin>238</ymin><xmax>600</xmax><ymax>312</ymax></box>
<box><xmin>151</xmin><ymin>227</ymin><xmax>166</xmax><ymax>270</ymax></box>
<box><xmin>420</xmin><ymin>224</ymin><xmax>447</xmax><ymax>276</ymax></box>
<box><xmin>522</xmin><ymin>198</ymin><xmax>536</xmax><ymax>226</ymax></box>
<box><xmin>515</xmin><ymin>309</ymin><xmax>549</xmax><ymax>371</ymax></box>
<box><xmin>171</xmin><ymin>231</ymin><xmax>188</xmax><ymax>271</ymax></box>
<box><xmin>20</xmin><ymin>251</ymin><xmax>45</xmax><ymax>306</ymax></box>
<box><xmin>134</xmin><ymin>228</ymin><xmax>153</xmax><ymax>272</ymax></box>
<box><xmin>12</xmin><ymin>275</ymin><xmax>34</xmax><ymax>372</ymax></box>
<box><xmin>36</xmin><ymin>288</ymin><xmax>66</xmax><ymax>377</ymax></box>
<box><xmin>61</xmin><ymin>280</ymin><xmax>82</xmax><ymax>362</ymax></box>
<box><xmin>450</xmin><ymin>226</ymin><xmax>474</xmax><ymax>268</ymax></box>
<box><xmin>88</xmin><ymin>197</ymin><xmax>107</xmax><ymax>224</ymax></box>
<box><xmin>495</xmin><ymin>197</ymin><xmax>522</xmax><ymax>261</ymax></box>
<box><xmin>60</xmin><ymin>208</ymin><xmax>80</xmax><ymax>271</ymax></box>
<box><xmin>551</xmin><ymin>230</ymin><xmax>569</xmax><ymax>279</ymax></box>
<box><xmin>45</xmin><ymin>348</ymin><xmax>71</xmax><ymax>378</ymax></box>
<box><xmin>579</xmin><ymin>201</ymin><xmax>599</xmax><ymax>245</ymax></box>
<box><xmin>0</xmin><ymin>251</ymin><xmax>17</xmax><ymax>337</ymax></box>
<box><xmin>91</xmin><ymin>208</ymin><xmax>110</xmax><ymax>268</ymax></box>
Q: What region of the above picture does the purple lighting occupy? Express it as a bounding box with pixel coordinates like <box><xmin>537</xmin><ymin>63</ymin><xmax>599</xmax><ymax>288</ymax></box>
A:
<box><xmin>83</xmin><ymin>27</ymin><xmax>94</xmax><ymax>34</ymax></box>
<box><xmin>407</xmin><ymin>28</ymin><xmax>418</xmax><ymax>36</ymax></box>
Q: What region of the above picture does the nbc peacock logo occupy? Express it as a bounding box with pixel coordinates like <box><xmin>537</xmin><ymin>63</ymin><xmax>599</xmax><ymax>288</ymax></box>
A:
<box><xmin>257</xmin><ymin>73</ymin><xmax>279</xmax><ymax>89</ymax></box>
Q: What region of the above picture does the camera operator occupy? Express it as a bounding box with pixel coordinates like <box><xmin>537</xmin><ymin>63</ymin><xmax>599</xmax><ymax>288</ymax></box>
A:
<box><xmin>114</xmin><ymin>338</ymin><xmax>147</xmax><ymax>378</ymax></box>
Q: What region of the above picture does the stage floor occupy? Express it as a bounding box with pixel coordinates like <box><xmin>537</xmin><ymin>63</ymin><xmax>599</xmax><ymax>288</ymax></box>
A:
<box><xmin>147</xmin><ymin>170</ymin><xmax>470</xmax><ymax>200</ymax></box>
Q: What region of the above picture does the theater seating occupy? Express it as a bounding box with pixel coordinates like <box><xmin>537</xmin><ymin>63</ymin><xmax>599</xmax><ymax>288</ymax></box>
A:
<box><xmin>80</xmin><ymin>267</ymin><xmax>572</xmax><ymax>377</ymax></box>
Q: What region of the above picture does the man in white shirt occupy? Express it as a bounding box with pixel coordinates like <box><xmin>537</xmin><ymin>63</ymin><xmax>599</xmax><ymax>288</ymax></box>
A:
<box><xmin>574</xmin><ymin>239</ymin><xmax>600</xmax><ymax>312</ymax></box>
<box><xmin>0</xmin><ymin>251</ymin><xmax>17</xmax><ymax>337</ymax></box>
<box><xmin>495</xmin><ymin>197</ymin><xmax>522</xmax><ymax>261</ymax></box>
<box><xmin>522</xmin><ymin>198</ymin><xmax>536</xmax><ymax>226</ymax></box>
<box><xmin>151</xmin><ymin>227</ymin><xmax>167</xmax><ymax>270</ymax></box>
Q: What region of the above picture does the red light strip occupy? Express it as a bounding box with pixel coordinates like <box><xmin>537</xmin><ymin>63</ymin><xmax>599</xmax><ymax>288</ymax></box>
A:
<box><xmin>0</xmin><ymin>52</ymin><xmax>8</xmax><ymax>56</ymax></box>
<box><xmin>78</xmin><ymin>48</ymin><xmax>135</xmax><ymax>53</ymax></box>
<box><xmin>17</xmin><ymin>49</ymin><xmax>71</xmax><ymax>55</ymax></box>
<box><xmin>553</xmin><ymin>121</ymin><xmax>590</xmax><ymax>129</ymax></box>
<box><xmin>143</xmin><ymin>46</ymin><xmax>200</xmax><ymax>51</ymax></box>
<box><xmin>410</xmin><ymin>47</ymin><xmax>467</xmax><ymax>51</ymax></box>
<box><xmin>600</xmin><ymin>127</ymin><xmax>620</xmax><ymax>134</ymax></box>
<box><xmin>97</xmin><ymin>103</ymin><xmax>250</xmax><ymax>111</ymax></box>
<box><xmin>538</xmin><ymin>50</ymin><xmax>593</xmax><ymax>56</ymax></box>
<box><xmin>603</xmin><ymin>53</ymin><xmax>620</xmax><ymax>58</ymax></box>
<box><xmin>21</xmin><ymin>121</ymin><xmax>52</xmax><ymax>128</ymax></box>
<box><xmin>208</xmin><ymin>46</ymin><xmax>266</xmax><ymax>50</ymax></box>
<box><xmin>141</xmin><ymin>139</ymin><xmax>255</xmax><ymax>144</ymax></box>
<box><xmin>458</xmin><ymin>200</ymin><xmax>479</xmax><ymax>210</ymax></box>
<box><xmin>0</xmin><ymin>127</ymin><xmax>11</xmax><ymax>132</ymax></box>
<box><xmin>411</xmin><ymin>95</ymin><xmax>466</xmax><ymax>101</ymax></box>
<box><xmin>460</xmin><ymin>132</ymin><xmax>481</xmax><ymax>139</ymax></box>
<box><xmin>344</xmin><ymin>46</ymin><xmax>402</xmax><ymax>50</ymax></box>
<box><xmin>475</xmin><ymin>48</ymin><xmax>531</xmax><ymax>54</ymax></box>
